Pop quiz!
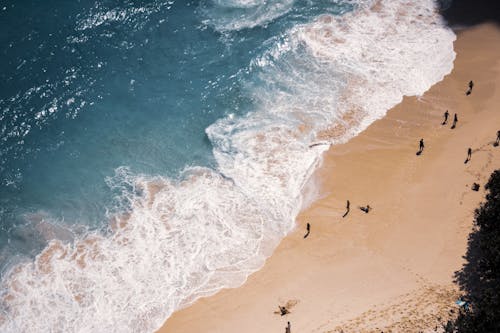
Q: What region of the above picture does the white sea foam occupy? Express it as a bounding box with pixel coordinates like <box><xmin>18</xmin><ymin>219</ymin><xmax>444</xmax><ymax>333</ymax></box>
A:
<box><xmin>0</xmin><ymin>1</ymin><xmax>455</xmax><ymax>332</ymax></box>
<box><xmin>294</xmin><ymin>0</ymin><xmax>456</xmax><ymax>132</ymax></box>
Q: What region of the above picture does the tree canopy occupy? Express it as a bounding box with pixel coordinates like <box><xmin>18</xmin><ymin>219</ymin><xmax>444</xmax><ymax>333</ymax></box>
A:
<box><xmin>454</xmin><ymin>170</ymin><xmax>500</xmax><ymax>332</ymax></box>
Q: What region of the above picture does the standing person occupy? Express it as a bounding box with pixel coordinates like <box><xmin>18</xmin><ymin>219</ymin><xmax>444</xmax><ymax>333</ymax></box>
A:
<box><xmin>494</xmin><ymin>130</ymin><xmax>500</xmax><ymax>147</ymax></box>
<box><xmin>285</xmin><ymin>321</ymin><xmax>291</xmax><ymax>333</ymax></box>
<box><xmin>303</xmin><ymin>223</ymin><xmax>310</xmax><ymax>239</ymax></box>
<box><xmin>465</xmin><ymin>147</ymin><xmax>472</xmax><ymax>163</ymax></box>
<box><xmin>417</xmin><ymin>138</ymin><xmax>424</xmax><ymax>155</ymax></box>
<box><xmin>451</xmin><ymin>113</ymin><xmax>458</xmax><ymax>129</ymax></box>
<box><xmin>466</xmin><ymin>80</ymin><xmax>474</xmax><ymax>95</ymax></box>
<box><xmin>342</xmin><ymin>200</ymin><xmax>350</xmax><ymax>218</ymax></box>
<box><xmin>442</xmin><ymin>110</ymin><xmax>449</xmax><ymax>125</ymax></box>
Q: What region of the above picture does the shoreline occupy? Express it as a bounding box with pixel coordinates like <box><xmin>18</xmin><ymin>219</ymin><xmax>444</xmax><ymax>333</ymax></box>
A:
<box><xmin>158</xmin><ymin>23</ymin><xmax>500</xmax><ymax>333</ymax></box>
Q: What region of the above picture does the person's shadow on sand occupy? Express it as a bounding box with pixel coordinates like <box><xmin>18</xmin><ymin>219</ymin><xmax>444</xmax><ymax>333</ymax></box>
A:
<box><xmin>464</xmin><ymin>148</ymin><xmax>472</xmax><ymax>164</ymax></box>
<box><xmin>451</xmin><ymin>113</ymin><xmax>458</xmax><ymax>129</ymax></box>
<box><xmin>416</xmin><ymin>138</ymin><xmax>424</xmax><ymax>156</ymax></box>
<box><xmin>342</xmin><ymin>200</ymin><xmax>350</xmax><ymax>218</ymax></box>
<box><xmin>466</xmin><ymin>80</ymin><xmax>474</xmax><ymax>95</ymax></box>
<box><xmin>303</xmin><ymin>223</ymin><xmax>310</xmax><ymax>239</ymax></box>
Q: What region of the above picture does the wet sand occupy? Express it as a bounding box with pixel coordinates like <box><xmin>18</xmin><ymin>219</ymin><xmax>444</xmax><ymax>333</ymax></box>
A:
<box><xmin>158</xmin><ymin>23</ymin><xmax>500</xmax><ymax>333</ymax></box>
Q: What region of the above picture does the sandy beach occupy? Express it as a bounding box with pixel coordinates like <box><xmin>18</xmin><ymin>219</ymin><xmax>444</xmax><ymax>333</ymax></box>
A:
<box><xmin>158</xmin><ymin>23</ymin><xmax>500</xmax><ymax>333</ymax></box>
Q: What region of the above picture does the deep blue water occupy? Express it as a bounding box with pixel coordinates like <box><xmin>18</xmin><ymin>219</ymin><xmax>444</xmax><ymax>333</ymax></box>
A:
<box><xmin>0</xmin><ymin>0</ymin><xmax>353</xmax><ymax>270</ymax></box>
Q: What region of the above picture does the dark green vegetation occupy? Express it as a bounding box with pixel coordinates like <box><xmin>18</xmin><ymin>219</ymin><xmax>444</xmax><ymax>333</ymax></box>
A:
<box><xmin>448</xmin><ymin>170</ymin><xmax>500</xmax><ymax>332</ymax></box>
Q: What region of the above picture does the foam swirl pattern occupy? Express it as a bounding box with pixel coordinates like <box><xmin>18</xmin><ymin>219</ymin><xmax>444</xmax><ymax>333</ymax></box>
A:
<box><xmin>0</xmin><ymin>0</ymin><xmax>455</xmax><ymax>332</ymax></box>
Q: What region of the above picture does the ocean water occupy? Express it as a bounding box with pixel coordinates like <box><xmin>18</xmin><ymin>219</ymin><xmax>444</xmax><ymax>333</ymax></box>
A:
<box><xmin>0</xmin><ymin>0</ymin><xmax>455</xmax><ymax>332</ymax></box>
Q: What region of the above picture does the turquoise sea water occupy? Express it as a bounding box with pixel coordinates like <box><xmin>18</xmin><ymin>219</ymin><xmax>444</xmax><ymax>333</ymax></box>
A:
<box><xmin>0</xmin><ymin>0</ymin><xmax>353</xmax><ymax>266</ymax></box>
<box><xmin>0</xmin><ymin>0</ymin><xmax>456</xmax><ymax>331</ymax></box>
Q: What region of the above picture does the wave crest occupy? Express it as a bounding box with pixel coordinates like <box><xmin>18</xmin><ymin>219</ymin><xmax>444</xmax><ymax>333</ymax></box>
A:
<box><xmin>199</xmin><ymin>0</ymin><xmax>295</xmax><ymax>31</ymax></box>
<box><xmin>0</xmin><ymin>1</ymin><xmax>456</xmax><ymax>332</ymax></box>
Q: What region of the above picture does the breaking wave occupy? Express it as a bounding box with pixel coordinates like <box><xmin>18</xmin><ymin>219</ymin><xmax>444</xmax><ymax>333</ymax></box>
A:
<box><xmin>0</xmin><ymin>0</ymin><xmax>455</xmax><ymax>332</ymax></box>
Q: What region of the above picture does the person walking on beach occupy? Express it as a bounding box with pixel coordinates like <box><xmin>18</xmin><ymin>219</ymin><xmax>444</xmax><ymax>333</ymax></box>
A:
<box><xmin>465</xmin><ymin>147</ymin><xmax>472</xmax><ymax>164</ymax></box>
<box><xmin>451</xmin><ymin>113</ymin><xmax>458</xmax><ymax>129</ymax></box>
<box><xmin>466</xmin><ymin>80</ymin><xmax>474</xmax><ymax>95</ymax></box>
<box><xmin>342</xmin><ymin>200</ymin><xmax>350</xmax><ymax>218</ymax></box>
<box><xmin>285</xmin><ymin>321</ymin><xmax>291</xmax><ymax>333</ymax></box>
<box><xmin>417</xmin><ymin>138</ymin><xmax>424</xmax><ymax>155</ymax></box>
<box><xmin>494</xmin><ymin>130</ymin><xmax>500</xmax><ymax>147</ymax></box>
<box><xmin>442</xmin><ymin>110</ymin><xmax>449</xmax><ymax>125</ymax></box>
<box><xmin>304</xmin><ymin>223</ymin><xmax>310</xmax><ymax>239</ymax></box>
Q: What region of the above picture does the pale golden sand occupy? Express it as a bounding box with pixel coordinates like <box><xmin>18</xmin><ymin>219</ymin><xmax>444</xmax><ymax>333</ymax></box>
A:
<box><xmin>158</xmin><ymin>24</ymin><xmax>500</xmax><ymax>333</ymax></box>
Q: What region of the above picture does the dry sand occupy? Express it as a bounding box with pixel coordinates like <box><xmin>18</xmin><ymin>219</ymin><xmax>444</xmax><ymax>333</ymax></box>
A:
<box><xmin>158</xmin><ymin>23</ymin><xmax>500</xmax><ymax>333</ymax></box>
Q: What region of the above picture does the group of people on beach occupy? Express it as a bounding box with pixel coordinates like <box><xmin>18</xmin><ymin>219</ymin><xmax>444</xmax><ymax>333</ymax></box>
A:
<box><xmin>418</xmin><ymin>111</ymin><xmax>459</xmax><ymax>156</ymax></box>
<box><xmin>417</xmin><ymin>81</ymin><xmax>500</xmax><ymax>166</ymax></box>
<box><xmin>287</xmin><ymin>80</ymin><xmax>500</xmax><ymax>333</ymax></box>
<box><xmin>303</xmin><ymin>201</ymin><xmax>370</xmax><ymax>238</ymax></box>
<box><xmin>441</xmin><ymin>110</ymin><xmax>458</xmax><ymax>128</ymax></box>
<box><xmin>343</xmin><ymin>200</ymin><xmax>370</xmax><ymax>216</ymax></box>
<box><xmin>302</xmin><ymin>81</ymin><xmax>498</xmax><ymax>240</ymax></box>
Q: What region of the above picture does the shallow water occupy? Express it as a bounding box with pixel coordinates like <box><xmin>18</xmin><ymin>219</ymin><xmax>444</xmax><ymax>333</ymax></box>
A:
<box><xmin>0</xmin><ymin>0</ymin><xmax>455</xmax><ymax>331</ymax></box>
